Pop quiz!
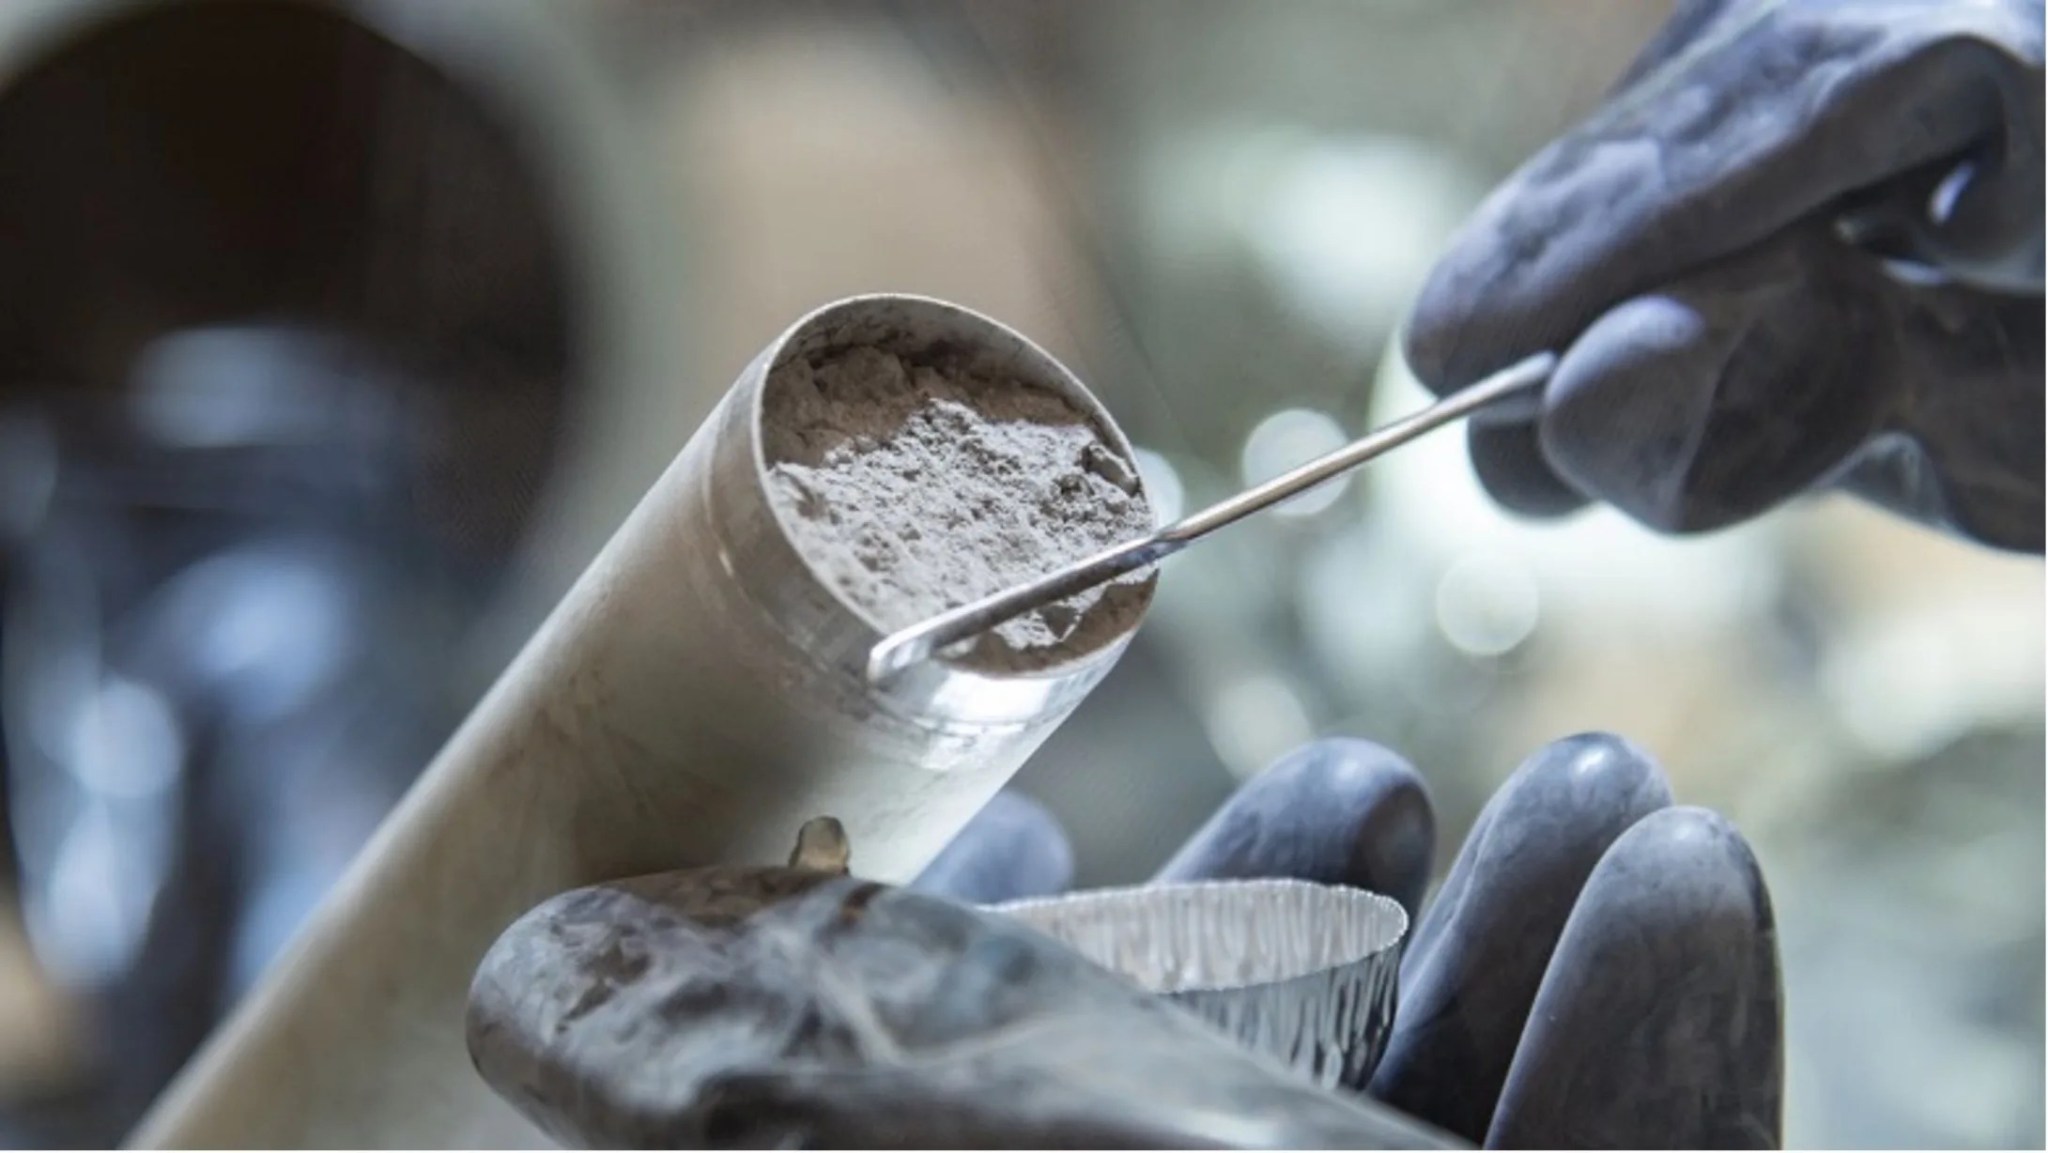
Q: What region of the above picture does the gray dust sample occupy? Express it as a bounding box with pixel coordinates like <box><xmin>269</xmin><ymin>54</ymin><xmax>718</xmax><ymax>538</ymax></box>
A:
<box><xmin>763</xmin><ymin>344</ymin><xmax>1153</xmax><ymax>673</ymax></box>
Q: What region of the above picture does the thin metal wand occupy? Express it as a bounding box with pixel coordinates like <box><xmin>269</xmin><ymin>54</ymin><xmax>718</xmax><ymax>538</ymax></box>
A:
<box><xmin>865</xmin><ymin>352</ymin><xmax>1558</xmax><ymax>684</ymax></box>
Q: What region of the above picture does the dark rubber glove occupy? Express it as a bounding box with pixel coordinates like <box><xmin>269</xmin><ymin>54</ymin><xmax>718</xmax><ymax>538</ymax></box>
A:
<box><xmin>1368</xmin><ymin>735</ymin><xmax>1783</xmax><ymax>1149</ymax></box>
<box><xmin>1405</xmin><ymin>0</ymin><xmax>2044</xmax><ymax>551</ymax></box>
<box><xmin>925</xmin><ymin>734</ymin><xmax>1784</xmax><ymax>1148</ymax></box>
<box><xmin>910</xmin><ymin>791</ymin><xmax>1074</xmax><ymax>905</ymax></box>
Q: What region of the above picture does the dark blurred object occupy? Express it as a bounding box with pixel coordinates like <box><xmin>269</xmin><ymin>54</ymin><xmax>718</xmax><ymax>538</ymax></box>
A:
<box><xmin>0</xmin><ymin>0</ymin><xmax>574</xmax><ymax>564</ymax></box>
<box><xmin>0</xmin><ymin>0</ymin><xmax>583</xmax><ymax>1142</ymax></box>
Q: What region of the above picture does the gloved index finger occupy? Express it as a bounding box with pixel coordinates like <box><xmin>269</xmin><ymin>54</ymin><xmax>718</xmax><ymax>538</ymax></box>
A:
<box><xmin>1153</xmin><ymin>739</ymin><xmax>1435</xmax><ymax>922</ymax></box>
<box><xmin>910</xmin><ymin>791</ymin><xmax>1074</xmax><ymax>906</ymax></box>
<box><xmin>1404</xmin><ymin>0</ymin><xmax>2044</xmax><ymax>393</ymax></box>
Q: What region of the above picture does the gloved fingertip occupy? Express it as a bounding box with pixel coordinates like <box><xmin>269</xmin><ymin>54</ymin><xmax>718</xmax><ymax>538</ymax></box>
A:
<box><xmin>1510</xmin><ymin>730</ymin><xmax>1674</xmax><ymax>802</ymax></box>
<box><xmin>1370</xmin><ymin>733</ymin><xmax>1672</xmax><ymax>1143</ymax></box>
<box><xmin>1405</xmin><ymin>731</ymin><xmax>1672</xmax><ymax>962</ymax></box>
<box><xmin>1400</xmin><ymin>269</ymin><xmax>1481</xmax><ymax>397</ymax></box>
<box><xmin>1487</xmin><ymin>805</ymin><xmax>1782</xmax><ymax>1149</ymax></box>
<box><xmin>911</xmin><ymin>791</ymin><xmax>1075</xmax><ymax>906</ymax></box>
<box><xmin>1403</xmin><ymin>270</ymin><xmax>1561</xmax><ymax>403</ymax></box>
<box><xmin>1536</xmin><ymin>293</ymin><xmax>1726</xmax><ymax>534</ymax></box>
<box><xmin>1467</xmin><ymin>422</ymin><xmax>1590</xmax><ymax>519</ymax></box>
<box><xmin>1153</xmin><ymin>738</ymin><xmax>1436</xmax><ymax>920</ymax></box>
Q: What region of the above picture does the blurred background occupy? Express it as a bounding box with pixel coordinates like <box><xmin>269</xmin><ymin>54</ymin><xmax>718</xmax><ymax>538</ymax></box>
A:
<box><xmin>0</xmin><ymin>0</ymin><xmax>2036</xmax><ymax>1147</ymax></box>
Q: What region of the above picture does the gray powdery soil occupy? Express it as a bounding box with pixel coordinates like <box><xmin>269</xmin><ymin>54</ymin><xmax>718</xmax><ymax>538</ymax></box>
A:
<box><xmin>763</xmin><ymin>344</ymin><xmax>1153</xmax><ymax>672</ymax></box>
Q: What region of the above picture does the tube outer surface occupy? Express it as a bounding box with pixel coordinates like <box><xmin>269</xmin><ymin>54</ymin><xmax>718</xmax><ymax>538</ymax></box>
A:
<box><xmin>127</xmin><ymin>296</ymin><xmax>1152</xmax><ymax>1148</ymax></box>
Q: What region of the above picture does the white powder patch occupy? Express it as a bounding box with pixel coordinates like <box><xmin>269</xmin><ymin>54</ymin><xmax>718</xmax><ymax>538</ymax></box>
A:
<box><xmin>763</xmin><ymin>344</ymin><xmax>1153</xmax><ymax>672</ymax></box>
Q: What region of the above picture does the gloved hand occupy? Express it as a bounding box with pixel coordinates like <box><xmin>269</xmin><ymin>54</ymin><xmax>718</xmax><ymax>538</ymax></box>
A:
<box><xmin>1404</xmin><ymin>0</ymin><xmax>2044</xmax><ymax>551</ymax></box>
<box><xmin>917</xmin><ymin>734</ymin><xmax>1783</xmax><ymax>1148</ymax></box>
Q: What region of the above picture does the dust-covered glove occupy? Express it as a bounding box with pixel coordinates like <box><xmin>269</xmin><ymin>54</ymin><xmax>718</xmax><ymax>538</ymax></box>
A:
<box><xmin>1405</xmin><ymin>0</ymin><xmax>2044</xmax><ymax>551</ymax></box>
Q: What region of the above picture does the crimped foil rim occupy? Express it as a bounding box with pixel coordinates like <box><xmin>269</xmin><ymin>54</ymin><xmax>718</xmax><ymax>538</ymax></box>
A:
<box><xmin>989</xmin><ymin>878</ymin><xmax>1407</xmax><ymax>995</ymax></box>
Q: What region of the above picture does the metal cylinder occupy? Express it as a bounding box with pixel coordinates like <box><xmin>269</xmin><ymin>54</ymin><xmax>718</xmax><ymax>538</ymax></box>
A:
<box><xmin>129</xmin><ymin>295</ymin><xmax>1155</xmax><ymax>1148</ymax></box>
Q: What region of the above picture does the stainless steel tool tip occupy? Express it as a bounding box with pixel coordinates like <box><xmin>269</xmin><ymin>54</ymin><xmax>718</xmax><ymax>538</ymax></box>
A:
<box><xmin>867</xmin><ymin>351</ymin><xmax>1557</xmax><ymax>685</ymax></box>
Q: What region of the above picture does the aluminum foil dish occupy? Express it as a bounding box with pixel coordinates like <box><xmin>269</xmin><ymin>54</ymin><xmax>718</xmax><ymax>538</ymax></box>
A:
<box><xmin>991</xmin><ymin>878</ymin><xmax>1407</xmax><ymax>1090</ymax></box>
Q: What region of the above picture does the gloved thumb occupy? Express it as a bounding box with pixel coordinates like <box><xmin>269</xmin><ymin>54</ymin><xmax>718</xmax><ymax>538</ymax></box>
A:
<box><xmin>1537</xmin><ymin>230</ymin><xmax>1895</xmax><ymax>533</ymax></box>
